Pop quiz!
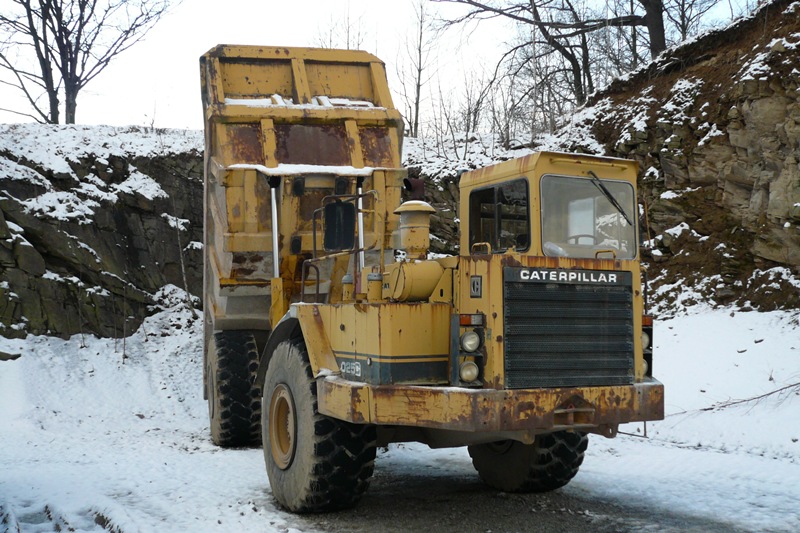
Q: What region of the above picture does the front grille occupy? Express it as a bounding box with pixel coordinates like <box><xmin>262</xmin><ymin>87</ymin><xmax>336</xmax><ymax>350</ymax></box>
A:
<box><xmin>503</xmin><ymin>268</ymin><xmax>634</xmax><ymax>389</ymax></box>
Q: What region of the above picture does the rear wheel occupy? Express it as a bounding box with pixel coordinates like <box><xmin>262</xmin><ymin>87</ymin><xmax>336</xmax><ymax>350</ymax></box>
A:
<box><xmin>206</xmin><ymin>331</ymin><xmax>261</xmax><ymax>447</ymax></box>
<box><xmin>262</xmin><ymin>336</ymin><xmax>376</xmax><ymax>512</ymax></box>
<box><xmin>468</xmin><ymin>431</ymin><xmax>588</xmax><ymax>492</ymax></box>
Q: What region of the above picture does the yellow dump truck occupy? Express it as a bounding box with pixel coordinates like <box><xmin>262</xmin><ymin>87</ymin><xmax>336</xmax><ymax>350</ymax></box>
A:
<box><xmin>200</xmin><ymin>45</ymin><xmax>664</xmax><ymax>513</ymax></box>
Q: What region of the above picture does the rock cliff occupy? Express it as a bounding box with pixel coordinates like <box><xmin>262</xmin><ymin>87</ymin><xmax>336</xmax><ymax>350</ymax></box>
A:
<box><xmin>414</xmin><ymin>0</ymin><xmax>800</xmax><ymax>316</ymax></box>
<box><xmin>0</xmin><ymin>125</ymin><xmax>204</xmax><ymax>338</ymax></box>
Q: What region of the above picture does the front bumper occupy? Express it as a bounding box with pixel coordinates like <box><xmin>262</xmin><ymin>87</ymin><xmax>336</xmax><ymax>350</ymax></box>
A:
<box><xmin>317</xmin><ymin>376</ymin><xmax>664</xmax><ymax>434</ymax></box>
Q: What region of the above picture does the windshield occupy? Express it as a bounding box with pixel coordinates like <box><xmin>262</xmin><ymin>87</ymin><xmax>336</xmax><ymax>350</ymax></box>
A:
<box><xmin>540</xmin><ymin>174</ymin><xmax>637</xmax><ymax>260</ymax></box>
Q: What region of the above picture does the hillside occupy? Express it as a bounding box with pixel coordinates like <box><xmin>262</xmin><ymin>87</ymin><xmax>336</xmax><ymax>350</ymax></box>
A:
<box><xmin>531</xmin><ymin>0</ymin><xmax>800</xmax><ymax>315</ymax></box>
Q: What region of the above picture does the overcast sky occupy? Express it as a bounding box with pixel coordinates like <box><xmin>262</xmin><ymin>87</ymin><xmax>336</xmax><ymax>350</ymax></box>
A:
<box><xmin>0</xmin><ymin>0</ymin><xmax>746</xmax><ymax>131</ymax></box>
<box><xmin>0</xmin><ymin>0</ymin><xmax>502</xmax><ymax>130</ymax></box>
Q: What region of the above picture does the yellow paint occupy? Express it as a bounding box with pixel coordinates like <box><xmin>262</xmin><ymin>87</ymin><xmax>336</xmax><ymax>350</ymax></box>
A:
<box><xmin>300</xmin><ymin>302</ymin><xmax>450</xmax><ymax>379</ymax></box>
<box><xmin>202</xmin><ymin>45</ymin><xmax>404</xmax><ymax>332</ymax></box>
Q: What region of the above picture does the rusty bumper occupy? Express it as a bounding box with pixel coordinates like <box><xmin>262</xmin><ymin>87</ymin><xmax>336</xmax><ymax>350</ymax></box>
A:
<box><xmin>317</xmin><ymin>377</ymin><xmax>664</xmax><ymax>433</ymax></box>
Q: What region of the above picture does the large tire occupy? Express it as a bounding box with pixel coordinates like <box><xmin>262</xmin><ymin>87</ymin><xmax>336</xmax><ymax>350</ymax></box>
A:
<box><xmin>207</xmin><ymin>331</ymin><xmax>261</xmax><ymax>447</ymax></box>
<box><xmin>468</xmin><ymin>431</ymin><xmax>588</xmax><ymax>493</ymax></box>
<box><xmin>262</xmin><ymin>336</ymin><xmax>376</xmax><ymax>512</ymax></box>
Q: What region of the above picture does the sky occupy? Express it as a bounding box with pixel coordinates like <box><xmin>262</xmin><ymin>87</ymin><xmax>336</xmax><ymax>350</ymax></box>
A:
<box><xmin>0</xmin><ymin>0</ymin><xmax>503</xmax><ymax>130</ymax></box>
<box><xmin>0</xmin><ymin>0</ymin><xmax>752</xmax><ymax>131</ymax></box>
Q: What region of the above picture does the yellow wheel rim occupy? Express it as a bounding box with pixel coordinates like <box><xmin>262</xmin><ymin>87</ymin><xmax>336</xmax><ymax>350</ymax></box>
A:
<box><xmin>269</xmin><ymin>383</ymin><xmax>296</xmax><ymax>470</ymax></box>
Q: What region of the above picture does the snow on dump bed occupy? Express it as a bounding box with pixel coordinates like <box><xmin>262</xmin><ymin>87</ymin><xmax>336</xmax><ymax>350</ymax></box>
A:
<box><xmin>224</xmin><ymin>95</ymin><xmax>378</xmax><ymax>108</ymax></box>
<box><xmin>228</xmin><ymin>163</ymin><xmax>375</xmax><ymax>176</ymax></box>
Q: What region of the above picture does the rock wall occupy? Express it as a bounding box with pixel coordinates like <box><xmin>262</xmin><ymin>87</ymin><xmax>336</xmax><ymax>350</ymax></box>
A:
<box><xmin>576</xmin><ymin>0</ymin><xmax>800</xmax><ymax>313</ymax></box>
<box><xmin>0</xmin><ymin>125</ymin><xmax>204</xmax><ymax>338</ymax></box>
<box><xmin>415</xmin><ymin>0</ymin><xmax>800</xmax><ymax>315</ymax></box>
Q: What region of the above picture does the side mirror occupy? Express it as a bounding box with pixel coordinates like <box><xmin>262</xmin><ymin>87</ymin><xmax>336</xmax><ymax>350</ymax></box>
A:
<box><xmin>323</xmin><ymin>201</ymin><xmax>356</xmax><ymax>252</ymax></box>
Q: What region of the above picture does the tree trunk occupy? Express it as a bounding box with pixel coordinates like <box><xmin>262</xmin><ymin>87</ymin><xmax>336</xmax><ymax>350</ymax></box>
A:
<box><xmin>46</xmin><ymin>79</ymin><xmax>60</xmax><ymax>124</ymax></box>
<box><xmin>639</xmin><ymin>0</ymin><xmax>667</xmax><ymax>58</ymax></box>
<box><xmin>65</xmin><ymin>83</ymin><xmax>78</xmax><ymax>124</ymax></box>
<box><xmin>530</xmin><ymin>2</ymin><xmax>585</xmax><ymax>106</ymax></box>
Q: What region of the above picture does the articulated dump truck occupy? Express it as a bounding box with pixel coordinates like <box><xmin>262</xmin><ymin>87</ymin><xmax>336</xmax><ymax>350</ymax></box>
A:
<box><xmin>200</xmin><ymin>45</ymin><xmax>664</xmax><ymax>513</ymax></box>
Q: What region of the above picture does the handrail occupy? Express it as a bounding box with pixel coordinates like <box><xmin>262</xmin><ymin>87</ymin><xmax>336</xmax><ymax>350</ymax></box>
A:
<box><xmin>471</xmin><ymin>242</ymin><xmax>492</xmax><ymax>255</ymax></box>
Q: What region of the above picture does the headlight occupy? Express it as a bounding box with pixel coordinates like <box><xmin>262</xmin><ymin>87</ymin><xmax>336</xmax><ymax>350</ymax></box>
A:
<box><xmin>641</xmin><ymin>331</ymin><xmax>651</xmax><ymax>350</ymax></box>
<box><xmin>460</xmin><ymin>331</ymin><xmax>481</xmax><ymax>352</ymax></box>
<box><xmin>459</xmin><ymin>361</ymin><xmax>480</xmax><ymax>382</ymax></box>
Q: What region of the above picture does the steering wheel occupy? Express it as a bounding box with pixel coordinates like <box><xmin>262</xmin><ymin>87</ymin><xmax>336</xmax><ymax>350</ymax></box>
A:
<box><xmin>567</xmin><ymin>234</ymin><xmax>597</xmax><ymax>245</ymax></box>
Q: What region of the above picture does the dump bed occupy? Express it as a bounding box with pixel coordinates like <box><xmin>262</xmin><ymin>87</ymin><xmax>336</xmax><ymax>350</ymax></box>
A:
<box><xmin>200</xmin><ymin>45</ymin><xmax>405</xmax><ymax>332</ymax></box>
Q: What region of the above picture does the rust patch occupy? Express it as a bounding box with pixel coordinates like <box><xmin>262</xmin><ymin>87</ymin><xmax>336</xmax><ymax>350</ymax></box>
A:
<box><xmin>275</xmin><ymin>124</ymin><xmax>349</xmax><ymax>166</ymax></box>
<box><xmin>225</xmin><ymin>123</ymin><xmax>263</xmax><ymax>164</ymax></box>
<box><xmin>349</xmin><ymin>387</ymin><xmax>367</xmax><ymax>424</ymax></box>
<box><xmin>231</xmin><ymin>252</ymin><xmax>271</xmax><ymax>279</ymax></box>
<box><xmin>359</xmin><ymin>127</ymin><xmax>394</xmax><ymax>167</ymax></box>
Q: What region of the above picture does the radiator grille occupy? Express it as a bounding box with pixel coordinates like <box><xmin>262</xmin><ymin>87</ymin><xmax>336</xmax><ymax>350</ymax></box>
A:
<box><xmin>504</xmin><ymin>269</ymin><xmax>634</xmax><ymax>389</ymax></box>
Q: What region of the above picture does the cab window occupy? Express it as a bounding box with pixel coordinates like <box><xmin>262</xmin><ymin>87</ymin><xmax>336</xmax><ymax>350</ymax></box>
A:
<box><xmin>468</xmin><ymin>178</ymin><xmax>529</xmax><ymax>253</ymax></box>
<box><xmin>540</xmin><ymin>175</ymin><xmax>637</xmax><ymax>259</ymax></box>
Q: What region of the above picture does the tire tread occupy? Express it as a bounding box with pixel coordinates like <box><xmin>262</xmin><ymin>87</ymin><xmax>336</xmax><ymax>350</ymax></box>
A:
<box><xmin>264</xmin><ymin>337</ymin><xmax>376</xmax><ymax>512</ymax></box>
<box><xmin>208</xmin><ymin>331</ymin><xmax>261</xmax><ymax>447</ymax></box>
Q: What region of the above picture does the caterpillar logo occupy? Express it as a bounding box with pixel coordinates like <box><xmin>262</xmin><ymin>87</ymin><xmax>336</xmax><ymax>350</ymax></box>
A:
<box><xmin>506</xmin><ymin>267</ymin><xmax>630</xmax><ymax>285</ymax></box>
<box><xmin>521</xmin><ymin>270</ymin><xmax>617</xmax><ymax>283</ymax></box>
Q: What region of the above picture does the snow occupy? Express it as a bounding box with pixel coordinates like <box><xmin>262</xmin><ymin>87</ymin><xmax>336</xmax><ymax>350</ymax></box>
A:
<box><xmin>0</xmin><ymin>124</ymin><xmax>202</xmax><ymax>227</ymax></box>
<box><xmin>228</xmin><ymin>163</ymin><xmax>375</xmax><ymax>177</ymax></box>
<box><xmin>1</xmin><ymin>289</ymin><xmax>798</xmax><ymax>532</ymax></box>
<box><xmin>224</xmin><ymin>96</ymin><xmax>378</xmax><ymax>109</ymax></box>
<box><xmin>161</xmin><ymin>214</ymin><xmax>189</xmax><ymax>231</ymax></box>
<box><xmin>0</xmin><ymin>124</ymin><xmax>202</xmax><ymax>171</ymax></box>
<box><xmin>113</xmin><ymin>170</ymin><xmax>169</xmax><ymax>201</ymax></box>
<box><xmin>18</xmin><ymin>190</ymin><xmax>99</xmax><ymax>225</ymax></box>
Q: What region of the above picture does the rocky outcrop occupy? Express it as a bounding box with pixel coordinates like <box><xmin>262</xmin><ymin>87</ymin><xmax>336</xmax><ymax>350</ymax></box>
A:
<box><xmin>0</xmin><ymin>125</ymin><xmax>204</xmax><ymax>338</ymax></box>
<box><xmin>412</xmin><ymin>0</ymin><xmax>800</xmax><ymax>315</ymax></box>
<box><xmin>576</xmin><ymin>0</ymin><xmax>800</xmax><ymax>313</ymax></box>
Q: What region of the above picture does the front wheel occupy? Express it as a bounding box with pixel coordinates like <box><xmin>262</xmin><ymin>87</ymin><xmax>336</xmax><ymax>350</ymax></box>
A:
<box><xmin>262</xmin><ymin>336</ymin><xmax>376</xmax><ymax>512</ymax></box>
<box><xmin>468</xmin><ymin>431</ymin><xmax>588</xmax><ymax>492</ymax></box>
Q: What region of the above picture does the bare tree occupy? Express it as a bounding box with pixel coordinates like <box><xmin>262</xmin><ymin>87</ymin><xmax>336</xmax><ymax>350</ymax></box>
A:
<box><xmin>314</xmin><ymin>5</ymin><xmax>370</xmax><ymax>50</ymax></box>
<box><xmin>396</xmin><ymin>0</ymin><xmax>437</xmax><ymax>138</ymax></box>
<box><xmin>434</xmin><ymin>0</ymin><xmax>666</xmax><ymax>60</ymax></box>
<box><xmin>663</xmin><ymin>0</ymin><xmax>718</xmax><ymax>41</ymax></box>
<box><xmin>434</xmin><ymin>0</ymin><xmax>666</xmax><ymax>108</ymax></box>
<box><xmin>0</xmin><ymin>0</ymin><xmax>173</xmax><ymax>124</ymax></box>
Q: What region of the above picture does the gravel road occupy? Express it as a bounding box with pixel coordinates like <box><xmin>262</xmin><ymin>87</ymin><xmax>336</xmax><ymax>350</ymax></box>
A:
<box><xmin>296</xmin><ymin>448</ymin><xmax>750</xmax><ymax>533</ymax></box>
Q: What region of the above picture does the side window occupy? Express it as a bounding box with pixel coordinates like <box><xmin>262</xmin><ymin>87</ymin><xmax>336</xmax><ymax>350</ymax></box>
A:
<box><xmin>468</xmin><ymin>178</ymin><xmax>529</xmax><ymax>253</ymax></box>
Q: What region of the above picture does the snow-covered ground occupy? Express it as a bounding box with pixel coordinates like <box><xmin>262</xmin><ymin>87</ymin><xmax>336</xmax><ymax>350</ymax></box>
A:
<box><xmin>1</xmin><ymin>288</ymin><xmax>798</xmax><ymax>532</ymax></box>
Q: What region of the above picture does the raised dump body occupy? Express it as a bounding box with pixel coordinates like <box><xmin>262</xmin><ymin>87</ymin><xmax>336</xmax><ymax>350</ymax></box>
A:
<box><xmin>200</xmin><ymin>45</ymin><xmax>406</xmax><ymax>446</ymax></box>
<box><xmin>200</xmin><ymin>45</ymin><xmax>404</xmax><ymax>332</ymax></box>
